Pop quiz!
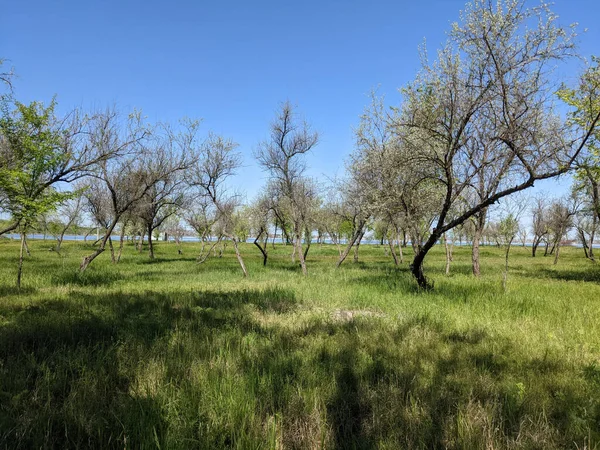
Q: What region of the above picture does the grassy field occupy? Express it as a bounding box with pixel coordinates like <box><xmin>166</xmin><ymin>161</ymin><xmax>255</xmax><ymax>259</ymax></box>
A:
<box><xmin>0</xmin><ymin>238</ymin><xmax>599</xmax><ymax>449</ymax></box>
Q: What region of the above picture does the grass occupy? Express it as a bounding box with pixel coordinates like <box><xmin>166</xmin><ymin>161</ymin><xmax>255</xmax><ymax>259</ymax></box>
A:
<box><xmin>0</xmin><ymin>238</ymin><xmax>599</xmax><ymax>449</ymax></box>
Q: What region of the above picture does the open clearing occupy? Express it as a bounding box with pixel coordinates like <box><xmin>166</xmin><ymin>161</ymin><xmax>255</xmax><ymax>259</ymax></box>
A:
<box><xmin>1</xmin><ymin>240</ymin><xmax>599</xmax><ymax>449</ymax></box>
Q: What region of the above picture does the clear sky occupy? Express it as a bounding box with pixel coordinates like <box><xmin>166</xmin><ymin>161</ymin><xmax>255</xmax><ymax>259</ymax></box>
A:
<box><xmin>1</xmin><ymin>0</ymin><xmax>599</xmax><ymax>202</ymax></box>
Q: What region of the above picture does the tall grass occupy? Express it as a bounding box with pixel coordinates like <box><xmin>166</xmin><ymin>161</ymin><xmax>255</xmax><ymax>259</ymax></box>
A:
<box><xmin>0</xmin><ymin>239</ymin><xmax>599</xmax><ymax>449</ymax></box>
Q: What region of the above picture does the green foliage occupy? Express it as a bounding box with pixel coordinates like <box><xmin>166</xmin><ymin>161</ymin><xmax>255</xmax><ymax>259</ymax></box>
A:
<box><xmin>558</xmin><ymin>56</ymin><xmax>600</xmax><ymax>177</ymax></box>
<box><xmin>498</xmin><ymin>214</ymin><xmax>519</xmax><ymax>245</ymax></box>
<box><xmin>1</xmin><ymin>240</ymin><xmax>600</xmax><ymax>448</ymax></box>
<box><xmin>0</xmin><ymin>99</ymin><xmax>73</xmax><ymax>228</ymax></box>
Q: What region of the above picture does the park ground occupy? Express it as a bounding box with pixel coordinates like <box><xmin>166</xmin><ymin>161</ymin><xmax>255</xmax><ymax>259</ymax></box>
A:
<box><xmin>0</xmin><ymin>239</ymin><xmax>599</xmax><ymax>449</ymax></box>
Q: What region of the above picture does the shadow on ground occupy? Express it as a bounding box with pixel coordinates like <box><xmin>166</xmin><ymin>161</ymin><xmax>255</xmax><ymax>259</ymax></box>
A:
<box><xmin>0</xmin><ymin>288</ymin><xmax>598</xmax><ymax>449</ymax></box>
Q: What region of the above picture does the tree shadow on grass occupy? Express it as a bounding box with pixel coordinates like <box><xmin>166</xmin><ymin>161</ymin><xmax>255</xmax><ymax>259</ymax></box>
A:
<box><xmin>0</xmin><ymin>287</ymin><xmax>297</xmax><ymax>449</ymax></box>
<box><xmin>50</xmin><ymin>269</ymin><xmax>125</xmax><ymax>287</ymax></box>
<box><xmin>1</xmin><ymin>289</ymin><xmax>599</xmax><ymax>449</ymax></box>
<box><xmin>525</xmin><ymin>266</ymin><xmax>600</xmax><ymax>284</ymax></box>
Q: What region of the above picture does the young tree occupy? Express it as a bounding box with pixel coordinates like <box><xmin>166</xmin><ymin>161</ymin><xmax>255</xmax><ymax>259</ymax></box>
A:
<box><xmin>255</xmin><ymin>101</ymin><xmax>319</xmax><ymax>275</ymax></box>
<box><xmin>79</xmin><ymin>109</ymin><xmax>160</xmax><ymax>271</ymax></box>
<box><xmin>497</xmin><ymin>214</ymin><xmax>519</xmax><ymax>291</ymax></box>
<box><xmin>51</xmin><ymin>192</ymin><xmax>85</xmax><ymax>253</ymax></box>
<box><xmin>134</xmin><ymin>128</ymin><xmax>190</xmax><ymax>259</ymax></box>
<box><xmin>547</xmin><ymin>197</ymin><xmax>578</xmax><ymax>265</ymax></box>
<box><xmin>188</xmin><ymin>133</ymin><xmax>248</xmax><ymax>276</ymax></box>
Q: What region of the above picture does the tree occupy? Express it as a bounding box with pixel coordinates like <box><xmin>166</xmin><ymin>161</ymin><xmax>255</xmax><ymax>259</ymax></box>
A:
<box><xmin>497</xmin><ymin>214</ymin><xmax>519</xmax><ymax>291</ymax></box>
<box><xmin>559</xmin><ymin>57</ymin><xmax>600</xmax><ymax>222</ymax></box>
<box><xmin>79</xmin><ymin>109</ymin><xmax>159</xmax><ymax>271</ymax></box>
<box><xmin>531</xmin><ymin>195</ymin><xmax>550</xmax><ymax>257</ymax></box>
<box><xmin>134</xmin><ymin>126</ymin><xmax>190</xmax><ymax>259</ymax></box>
<box><xmin>0</xmin><ymin>100</ymin><xmax>76</xmax><ymax>287</ymax></box>
<box><xmin>51</xmin><ymin>191</ymin><xmax>85</xmax><ymax>253</ymax></box>
<box><xmin>547</xmin><ymin>196</ymin><xmax>578</xmax><ymax>265</ymax></box>
<box><xmin>255</xmin><ymin>101</ymin><xmax>319</xmax><ymax>275</ymax></box>
<box><xmin>385</xmin><ymin>0</ymin><xmax>600</xmax><ymax>288</ymax></box>
<box><xmin>188</xmin><ymin>133</ymin><xmax>248</xmax><ymax>276</ymax></box>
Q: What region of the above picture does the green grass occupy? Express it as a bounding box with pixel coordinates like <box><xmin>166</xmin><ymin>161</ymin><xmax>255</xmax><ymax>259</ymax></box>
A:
<box><xmin>1</xmin><ymin>238</ymin><xmax>600</xmax><ymax>449</ymax></box>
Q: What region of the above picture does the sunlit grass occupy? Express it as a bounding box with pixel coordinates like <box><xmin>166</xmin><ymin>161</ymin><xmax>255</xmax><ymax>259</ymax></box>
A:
<box><xmin>1</xmin><ymin>238</ymin><xmax>599</xmax><ymax>449</ymax></box>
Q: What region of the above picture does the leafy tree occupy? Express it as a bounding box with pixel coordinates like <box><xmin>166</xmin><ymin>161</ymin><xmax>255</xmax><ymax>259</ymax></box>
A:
<box><xmin>0</xmin><ymin>100</ymin><xmax>74</xmax><ymax>287</ymax></box>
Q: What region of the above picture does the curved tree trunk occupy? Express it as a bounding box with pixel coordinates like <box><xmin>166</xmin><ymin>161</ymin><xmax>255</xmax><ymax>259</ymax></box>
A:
<box><xmin>410</xmin><ymin>231</ymin><xmax>440</xmax><ymax>290</ymax></box>
<box><xmin>336</xmin><ymin>220</ymin><xmax>366</xmax><ymax>268</ymax></box>
<box><xmin>80</xmin><ymin>221</ymin><xmax>119</xmax><ymax>272</ymax></box>
<box><xmin>253</xmin><ymin>229</ymin><xmax>268</xmax><ymax>266</ymax></box>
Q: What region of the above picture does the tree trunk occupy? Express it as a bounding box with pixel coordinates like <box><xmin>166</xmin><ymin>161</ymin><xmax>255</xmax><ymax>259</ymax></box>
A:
<box><xmin>303</xmin><ymin>226</ymin><xmax>311</xmax><ymax>261</ymax></box>
<box><xmin>410</xmin><ymin>231</ymin><xmax>440</xmax><ymax>289</ymax></box>
<box><xmin>353</xmin><ymin>228</ymin><xmax>365</xmax><ymax>263</ymax></box>
<box><xmin>336</xmin><ymin>221</ymin><xmax>366</xmax><ymax>268</ymax></box>
<box><xmin>580</xmin><ymin>229</ymin><xmax>589</xmax><ymax>259</ymax></box>
<box><xmin>553</xmin><ymin>242</ymin><xmax>561</xmax><ymax>265</ymax></box>
<box><xmin>108</xmin><ymin>237</ymin><xmax>116</xmax><ymax>263</ymax></box>
<box><xmin>232</xmin><ymin>237</ymin><xmax>248</xmax><ymax>277</ymax></box>
<box><xmin>56</xmin><ymin>230</ymin><xmax>66</xmax><ymax>253</ymax></box>
<box><xmin>147</xmin><ymin>224</ymin><xmax>154</xmax><ymax>259</ymax></box>
<box><xmin>80</xmin><ymin>220</ymin><xmax>119</xmax><ymax>272</ymax></box>
<box><xmin>471</xmin><ymin>211</ymin><xmax>486</xmax><ymax>277</ymax></box>
<box><xmin>198</xmin><ymin>237</ymin><xmax>221</xmax><ymax>263</ymax></box>
<box><xmin>138</xmin><ymin>233</ymin><xmax>144</xmax><ymax>253</ymax></box>
<box><xmin>396</xmin><ymin>232</ymin><xmax>404</xmax><ymax>264</ymax></box>
<box><xmin>23</xmin><ymin>237</ymin><xmax>31</xmax><ymax>257</ymax></box>
<box><xmin>117</xmin><ymin>225</ymin><xmax>126</xmax><ymax>263</ymax></box>
<box><xmin>388</xmin><ymin>236</ymin><xmax>399</xmax><ymax>266</ymax></box>
<box><xmin>253</xmin><ymin>229</ymin><xmax>268</xmax><ymax>266</ymax></box>
<box><xmin>17</xmin><ymin>233</ymin><xmax>26</xmax><ymax>289</ymax></box>
<box><xmin>532</xmin><ymin>237</ymin><xmax>541</xmax><ymax>257</ymax></box>
<box><xmin>272</xmin><ymin>221</ymin><xmax>278</xmax><ymax>249</ymax></box>
<box><xmin>444</xmin><ymin>233</ymin><xmax>451</xmax><ymax>275</ymax></box>
<box><xmin>503</xmin><ymin>241</ymin><xmax>512</xmax><ymax>292</ymax></box>
<box><xmin>296</xmin><ymin>231</ymin><xmax>307</xmax><ymax>276</ymax></box>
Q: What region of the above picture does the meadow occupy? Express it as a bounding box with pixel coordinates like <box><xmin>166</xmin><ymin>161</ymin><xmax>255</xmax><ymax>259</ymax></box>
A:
<box><xmin>0</xmin><ymin>239</ymin><xmax>599</xmax><ymax>449</ymax></box>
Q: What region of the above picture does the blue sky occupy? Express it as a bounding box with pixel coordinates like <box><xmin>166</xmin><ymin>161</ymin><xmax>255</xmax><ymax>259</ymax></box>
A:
<box><xmin>1</xmin><ymin>0</ymin><xmax>598</xmax><ymax>201</ymax></box>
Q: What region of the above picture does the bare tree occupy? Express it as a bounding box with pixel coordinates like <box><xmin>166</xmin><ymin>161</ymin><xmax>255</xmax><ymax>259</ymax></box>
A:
<box><xmin>188</xmin><ymin>133</ymin><xmax>248</xmax><ymax>276</ymax></box>
<box><xmin>548</xmin><ymin>196</ymin><xmax>578</xmax><ymax>265</ymax></box>
<box><xmin>255</xmin><ymin>101</ymin><xmax>319</xmax><ymax>275</ymax></box>
<box><xmin>51</xmin><ymin>191</ymin><xmax>85</xmax><ymax>253</ymax></box>
<box><xmin>79</xmin><ymin>110</ymin><xmax>165</xmax><ymax>271</ymax></box>
<box><xmin>134</xmin><ymin>127</ymin><xmax>190</xmax><ymax>258</ymax></box>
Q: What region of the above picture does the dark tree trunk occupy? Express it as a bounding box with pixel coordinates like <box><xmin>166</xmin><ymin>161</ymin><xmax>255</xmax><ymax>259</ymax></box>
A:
<box><xmin>148</xmin><ymin>224</ymin><xmax>154</xmax><ymax>259</ymax></box>
<box><xmin>410</xmin><ymin>231</ymin><xmax>440</xmax><ymax>290</ymax></box>
<box><xmin>253</xmin><ymin>229</ymin><xmax>268</xmax><ymax>266</ymax></box>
